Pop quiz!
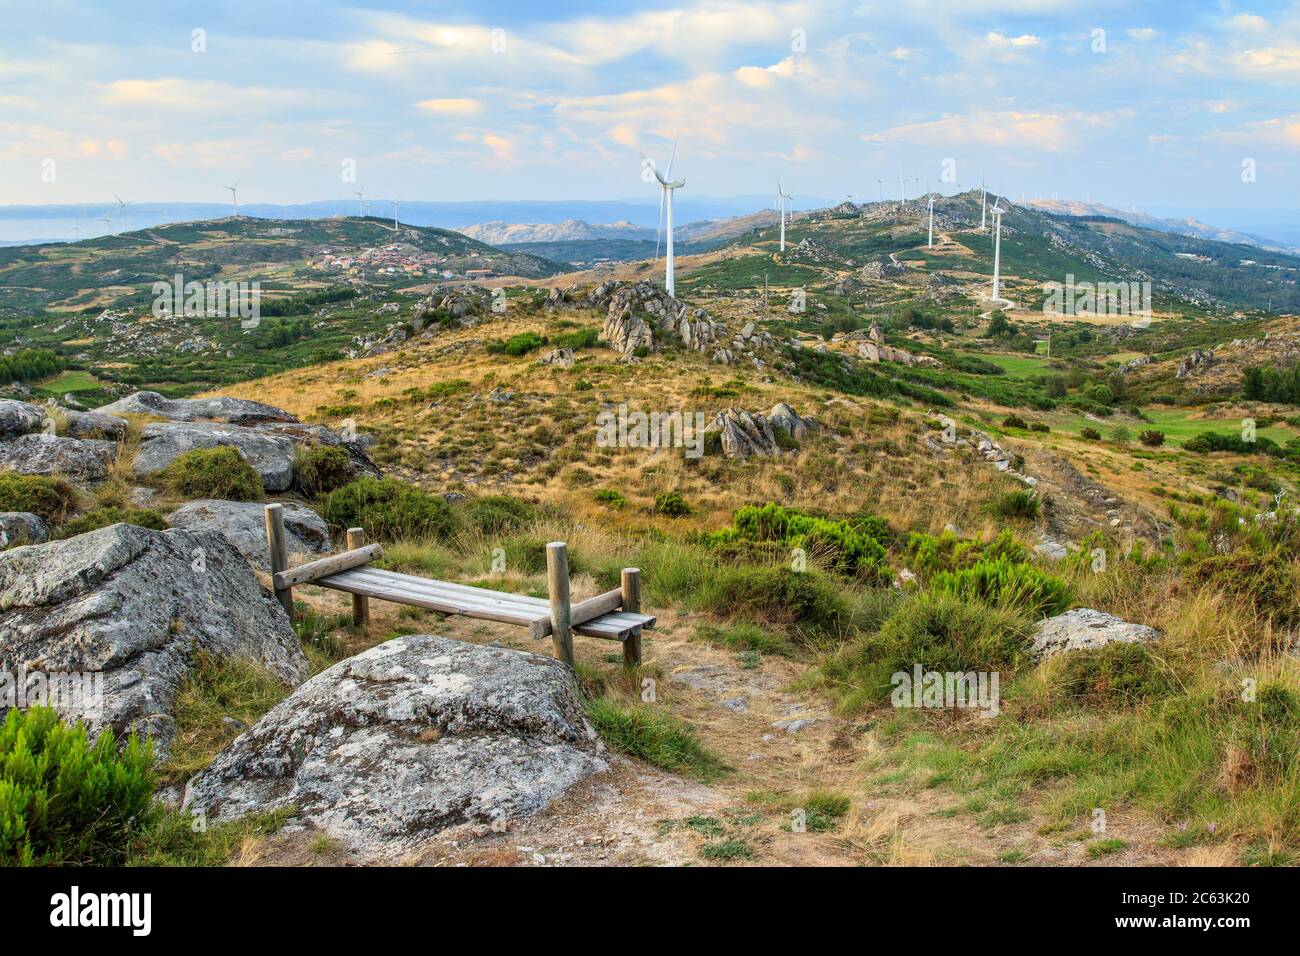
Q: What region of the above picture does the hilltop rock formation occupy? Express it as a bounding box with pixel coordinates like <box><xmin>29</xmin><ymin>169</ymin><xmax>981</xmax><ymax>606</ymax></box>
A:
<box><xmin>603</xmin><ymin>281</ymin><xmax>724</xmax><ymax>358</ymax></box>
<box><xmin>0</xmin><ymin>523</ymin><xmax>307</xmax><ymax>756</ymax></box>
<box><xmin>167</xmin><ymin>499</ymin><xmax>331</xmax><ymax>571</ymax></box>
<box><xmin>1031</xmin><ymin>608</ymin><xmax>1160</xmax><ymax>661</ymax></box>
<box><xmin>183</xmin><ymin>635</ymin><xmax>606</xmax><ymax>858</ymax></box>
<box><xmin>1176</xmin><ymin>349</ymin><xmax>1215</xmax><ymax>379</ymax></box>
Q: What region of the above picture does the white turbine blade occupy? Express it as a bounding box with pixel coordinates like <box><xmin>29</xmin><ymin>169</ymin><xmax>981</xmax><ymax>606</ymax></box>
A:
<box><xmin>665</xmin><ymin>138</ymin><xmax>678</xmax><ymax>179</ymax></box>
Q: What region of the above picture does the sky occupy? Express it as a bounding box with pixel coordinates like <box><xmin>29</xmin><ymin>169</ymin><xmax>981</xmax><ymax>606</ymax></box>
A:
<box><xmin>1</xmin><ymin>0</ymin><xmax>1298</xmax><ymax>223</ymax></box>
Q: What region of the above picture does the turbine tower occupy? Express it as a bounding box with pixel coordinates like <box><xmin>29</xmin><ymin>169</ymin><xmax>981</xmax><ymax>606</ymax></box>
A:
<box><xmin>980</xmin><ymin>180</ymin><xmax>988</xmax><ymax>232</ymax></box>
<box><xmin>777</xmin><ymin>180</ymin><xmax>793</xmax><ymax>252</ymax></box>
<box><xmin>927</xmin><ymin>193</ymin><xmax>936</xmax><ymax>248</ymax></box>
<box><xmin>354</xmin><ymin>189</ymin><xmax>366</xmax><ymax>218</ymax></box>
<box><xmin>98</xmin><ymin>215</ymin><xmax>113</xmax><ymax>236</ymax></box>
<box><xmin>225</xmin><ymin>181</ymin><xmax>240</xmax><ymax>217</ymax></box>
<box><xmin>651</xmin><ymin>140</ymin><xmax>686</xmax><ymax>297</ymax></box>
<box><xmin>875</xmin><ymin>178</ymin><xmax>883</xmax><ymax>201</ymax></box>
<box><xmin>390</xmin><ymin>195</ymin><xmax>400</xmax><ymax>232</ymax></box>
<box><xmin>990</xmin><ymin>198</ymin><xmax>1005</xmax><ymax>303</ymax></box>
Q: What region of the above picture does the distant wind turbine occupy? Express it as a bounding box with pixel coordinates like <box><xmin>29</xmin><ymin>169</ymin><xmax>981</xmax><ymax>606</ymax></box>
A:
<box><xmin>927</xmin><ymin>193</ymin><xmax>936</xmax><ymax>248</ymax></box>
<box><xmin>649</xmin><ymin>139</ymin><xmax>686</xmax><ymax>297</ymax></box>
<box><xmin>112</xmin><ymin>193</ymin><xmax>135</xmax><ymax>234</ymax></box>
<box><xmin>875</xmin><ymin>178</ymin><xmax>883</xmax><ymax>201</ymax></box>
<box><xmin>225</xmin><ymin>181</ymin><xmax>240</xmax><ymax>217</ymax></box>
<box><xmin>777</xmin><ymin>180</ymin><xmax>793</xmax><ymax>252</ymax></box>
<box><xmin>980</xmin><ymin>180</ymin><xmax>988</xmax><ymax>232</ymax></box>
<box><xmin>98</xmin><ymin>215</ymin><xmax>113</xmax><ymax>236</ymax></box>
<box><xmin>354</xmin><ymin>189</ymin><xmax>366</xmax><ymax>218</ymax></box>
<box><xmin>390</xmin><ymin>195</ymin><xmax>400</xmax><ymax>232</ymax></box>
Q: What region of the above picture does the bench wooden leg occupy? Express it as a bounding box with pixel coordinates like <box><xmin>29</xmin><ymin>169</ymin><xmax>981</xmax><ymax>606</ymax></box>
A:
<box><xmin>264</xmin><ymin>504</ymin><xmax>295</xmax><ymax>622</ymax></box>
<box><xmin>546</xmin><ymin>542</ymin><xmax>575</xmax><ymax>667</ymax></box>
<box><xmin>621</xmin><ymin>568</ymin><xmax>642</xmax><ymax>668</ymax></box>
<box><xmin>346</xmin><ymin>527</ymin><xmax>370</xmax><ymax>630</ymax></box>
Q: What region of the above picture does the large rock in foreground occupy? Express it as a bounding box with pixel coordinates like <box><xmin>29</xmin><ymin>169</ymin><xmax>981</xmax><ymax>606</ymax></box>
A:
<box><xmin>133</xmin><ymin>421</ymin><xmax>300</xmax><ymax>491</ymax></box>
<box><xmin>0</xmin><ymin>433</ymin><xmax>117</xmax><ymax>481</ymax></box>
<box><xmin>0</xmin><ymin>399</ymin><xmax>45</xmax><ymax>439</ymax></box>
<box><xmin>167</xmin><ymin>499</ymin><xmax>331</xmax><ymax>570</ymax></box>
<box><xmin>1031</xmin><ymin>608</ymin><xmax>1160</xmax><ymax>661</ymax></box>
<box><xmin>0</xmin><ymin>523</ymin><xmax>306</xmax><ymax>754</ymax></box>
<box><xmin>183</xmin><ymin>635</ymin><xmax>607</xmax><ymax>857</ymax></box>
<box><xmin>96</xmin><ymin>390</ymin><xmax>298</xmax><ymax>426</ymax></box>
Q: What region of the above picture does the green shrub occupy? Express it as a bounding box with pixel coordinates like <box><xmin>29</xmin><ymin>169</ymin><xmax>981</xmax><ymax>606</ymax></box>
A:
<box><xmin>552</xmin><ymin>327</ymin><xmax>599</xmax><ymax>350</ymax></box>
<box><xmin>989</xmin><ymin>489</ymin><xmax>1040</xmax><ymax>521</ymax></box>
<box><xmin>464</xmin><ymin>494</ymin><xmax>535</xmax><ymax>535</ymax></box>
<box><xmin>695</xmin><ymin>621</ymin><xmax>793</xmax><ymax>657</ymax></box>
<box><xmin>486</xmin><ymin>331</ymin><xmax>545</xmax><ymax>356</ymax></box>
<box><xmin>906</xmin><ymin>529</ymin><xmax>1030</xmax><ymax>578</ymax></box>
<box><xmin>1029</xmin><ymin>422</ymin><xmax>1050</xmax><ymax>433</ymax></box>
<box><xmin>702</xmin><ymin>566</ymin><xmax>849</xmax><ymax>641</ymax></box>
<box><xmin>653</xmin><ymin>491</ymin><xmax>692</xmax><ymax>517</ymax></box>
<box><xmin>160</xmin><ymin>446</ymin><xmax>264</xmax><ymax>501</ymax></box>
<box><xmin>1080</xmin><ymin>427</ymin><xmax>1101</xmax><ymax>441</ymax></box>
<box><xmin>708</xmin><ymin>503</ymin><xmax>890</xmax><ymax>581</ymax></box>
<box><xmin>320</xmin><ymin>477</ymin><xmax>455</xmax><ymax>541</ymax></box>
<box><xmin>293</xmin><ymin>444</ymin><xmax>355</xmax><ymax>497</ymax></box>
<box><xmin>0</xmin><ymin>708</ymin><xmax>154</xmax><ymax>866</ymax></box>
<box><xmin>1138</xmin><ymin>429</ymin><xmax>1166</xmax><ymax>447</ymax></box>
<box><xmin>1002</xmin><ymin>414</ymin><xmax>1027</xmax><ymax>430</ymax></box>
<box><xmin>0</xmin><ymin>472</ymin><xmax>78</xmax><ymax>524</ymax></box>
<box><xmin>54</xmin><ymin>507</ymin><xmax>167</xmax><ymax>539</ymax></box>
<box><xmin>812</xmin><ymin>591</ymin><xmax>1032</xmax><ymax>712</ymax></box>
<box><xmin>1045</xmin><ymin>642</ymin><xmax>1177</xmax><ymax>706</ymax></box>
<box><xmin>593</xmin><ymin>488</ymin><xmax>626</xmax><ymax>508</ymax></box>
<box><xmin>1188</xmin><ymin>549</ymin><xmax>1298</xmax><ymax>623</ymax></box>
<box><xmin>930</xmin><ymin>554</ymin><xmax>1072</xmax><ymax>617</ymax></box>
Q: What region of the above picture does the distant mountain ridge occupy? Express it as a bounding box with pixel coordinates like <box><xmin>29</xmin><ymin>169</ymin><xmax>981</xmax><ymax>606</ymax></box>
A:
<box><xmin>460</xmin><ymin>219</ymin><xmax>653</xmax><ymax>244</ymax></box>
<box><xmin>1025</xmin><ymin>199</ymin><xmax>1299</xmax><ymax>255</ymax></box>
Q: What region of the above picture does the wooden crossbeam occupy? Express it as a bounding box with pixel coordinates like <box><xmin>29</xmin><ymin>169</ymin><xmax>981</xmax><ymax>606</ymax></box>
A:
<box><xmin>272</xmin><ymin>544</ymin><xmax>383</xmax><ymax>590</ymax></box>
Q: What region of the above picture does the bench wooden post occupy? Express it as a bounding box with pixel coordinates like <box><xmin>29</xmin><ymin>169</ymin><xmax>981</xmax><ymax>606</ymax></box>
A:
<box><xmin>621</xmin><ymin>568</ymin><xmax>642</xmax><ymax>668</ymax></box>
<box><xmin>264</xmin><ymin>504</ymin><xmax>295</xmax><ymax>622</ymax></box>
<box><xmin>346</xmin><ymin>527</ymin><xmax>370</xmax><ymax>629</ymax></box>
<box><xmin>546</xmin><ymin>542</ymin><xmax>574</xmax><ymax>667</ymax></box>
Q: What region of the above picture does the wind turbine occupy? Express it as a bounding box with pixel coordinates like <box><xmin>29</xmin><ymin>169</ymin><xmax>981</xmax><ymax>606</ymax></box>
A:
<box><xmin>899</xmin><ymin>176</ymin><xmax>906</xmax><ymax>203</ymax></box>
<box><xmin>777</xmin><ymin>180</ymin><xmax>793</xmax><ymax>252</ymax></box>
<box><xmin>990</xmin><ymin>197</ymin><xmax>1005</xmax><ymax>304</ymax></box>
<box><xmin>980</xmin><ymin>179</ymin><xmax>988</xmax><ymax>232</ymax></box>
<box><xmin>390</xmin><ymin>195</ymin><xmax>400</xmax><ymax>232</ymax></box>
<box><xmin>225</xmin><ymin>181</ymin><xmax>240</xmax><ymax>217</ymax></box>
<box><xmin>927</xmin><ymin>192</ymin><xmax>936</xmax><ymax>248</ymax></box>
<box><xmin>353</xmin><ymin>189</ymin><xmax>366</xmax><ymax>218</ymax></box>
<box><xmin>112</xmin><ymin>193</ymin><xmax>135</xmax><ymax>233</ymax></box>
<box><xmin>875</xmin><ymin>178</ymin><xmax>884</xmax><ymax>201</ymax></box>
<box><xmin>650</xmin><ymin>140</ymin><xmax>686</xmax><ymax>297</ymax></box>
<box><xmin>98</xmin><ymin>215</ymin><xmax>114</xmax><ymax>236</ymax></box>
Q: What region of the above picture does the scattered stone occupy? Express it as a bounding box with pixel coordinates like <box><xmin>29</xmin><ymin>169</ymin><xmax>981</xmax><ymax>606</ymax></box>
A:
<box><xmin>0</xmin><ymin>512</ymin><xmax>48</xmax><ymax>546</ymax></box>
<box><xmin>0</xmin><ymin>433</ymin><xmax>117</xmax><ymax>482</ymax></box>
<box><xmin>0</xmin><ymin>399</ymin><xmax>45</xmax><ymax>440</ymax></box>
<box><xmin>1030</xmin><ymin>608</ymin><xmax>1160</xmax><ymax>662</ymax></box>
<box><xmin>97</xmin><ymin>391</ymin><xmax>298</xmax><ymax>426</ymax></box>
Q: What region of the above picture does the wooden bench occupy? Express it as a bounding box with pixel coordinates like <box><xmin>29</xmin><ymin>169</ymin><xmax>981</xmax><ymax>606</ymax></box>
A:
<box><xmin>263</xmin><ymin>503</ymin><xmax>654</xmax><ymax>667</ymax></box>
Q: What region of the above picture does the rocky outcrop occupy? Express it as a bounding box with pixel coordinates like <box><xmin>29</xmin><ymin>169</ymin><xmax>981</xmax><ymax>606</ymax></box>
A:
<box><xmin>538</xmin><ymin>348</ymin><xmax>575</xmax><ymax>368</ymax></box>
<box><xmin>0</xmin><ymin>399</ymin><xmax>44</xmax><ymax>439</ymax></box>
<box><xmin>166</xmin><ymin>499</ymin><xmax>331</xmax><ymax>571</ymax></box>
<box><xmin>1176</xmin><ymin>350</ymin><xmax>1214</xmax><ymax>379</ymax></box>
<box><xmin>130</xmin><ymin>419</ymin><xmax>377</xmax><ymax>494</ymax></box>
<box><xmin>0</xmin><ymin>524</ymin><xmax>306</xmax><ymax>755</ymax></box>
<box><xmin>61</xmin><ymin>409</ymin><xmax>128</xmax><ymax>441</ymax></box>
<box><xmin>97</xmin><ymin>391</ymin><xmax>297</xmax><ymax>426</ymax></box>
<box><xmin>707</xmin><ymin>404</ymin><xmax>819</xmax><ymax>459</ymax></box>
<box><xmin>602</xmin><ymin>281</ymin><xmax>724</xmax><ymax>358</ymax></box>
<box><xmin>0</xmin><ymin>512</ymin><xmax>47</xmax><ymax>547</ymax></box>
<box><xmin>1030</xmin><ymin>608</ymin><xmax>1160</xmax><ymax>661</ymax></box>
<box><xmin>133</xmin><ymin>422</ymin><xmax>300</xmax><ymax>491</ymax></box>
<box><xmin>182</xmin><ymin>635</ymin><xmax>606</xmax><ymax>857</ymax></box>
<box><xmin>0</xmin><ymin>433</ymin><xmax>117</xmax><ymax>481</ymax></box>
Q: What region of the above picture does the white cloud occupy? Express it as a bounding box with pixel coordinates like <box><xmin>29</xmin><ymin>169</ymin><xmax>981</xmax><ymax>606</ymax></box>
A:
<box><xmin>415</xmin><ymin>98</ymin><xmax>484</xmax><ymax>115</ymax></box>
